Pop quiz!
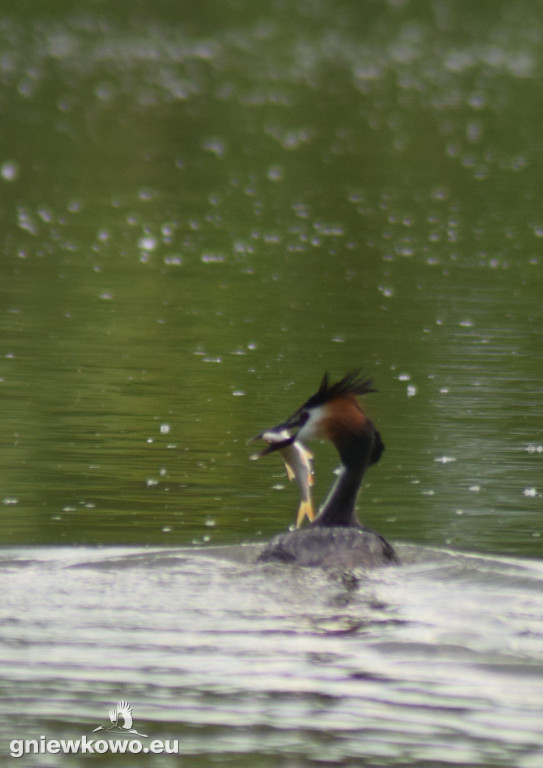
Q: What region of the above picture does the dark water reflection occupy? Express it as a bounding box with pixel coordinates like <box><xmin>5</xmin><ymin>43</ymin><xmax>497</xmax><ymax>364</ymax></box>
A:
<box><xmin>0</xmin><ymin>1</ymin><xmax>543</xmax><ymax>764</ymax></box>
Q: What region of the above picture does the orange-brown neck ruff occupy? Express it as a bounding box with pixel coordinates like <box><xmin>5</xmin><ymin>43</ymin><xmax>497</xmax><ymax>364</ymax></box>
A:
<box><xmin>320</xmin><ymin>396</ymin><xmax>374</xmax><ymax>466</ymax></box>
<box><xmin>310</xmin><ymin>395</ymin><xmax>381</xmax><ymax>527</ymax></box>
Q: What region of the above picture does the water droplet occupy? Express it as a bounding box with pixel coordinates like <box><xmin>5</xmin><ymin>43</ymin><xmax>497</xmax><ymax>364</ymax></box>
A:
<box><xmin>201</xmin><ymin>252</ymin><xmax>225</xmax><ymax>263</ymax></box>
<box><xmin>1</xmin><ymin>161</ymin><xmax>19</xmax><ymax>181</ymax></box>
<box><xmin>138</xmin><ymin>235</ymin><xmax>158</xmax><ymax>251</ymax></box>
<box><xmin>202</xmin><ymin>137</ymin><xmax>226</xmax><ymax>157</ymax></box>
<box><xmin>164</xmin><ymin>255</ymin><xmax>183</xmax><ymax>266</ymax></box>
<box><xmin>267</xmin><ymin>164</ymin><xmax>284</xmax><ymax>181</ymax></box>
<box><xmin>379</xmin><ymin>285</ymin><xmax>395</xmax><ymax>297</ymax></box>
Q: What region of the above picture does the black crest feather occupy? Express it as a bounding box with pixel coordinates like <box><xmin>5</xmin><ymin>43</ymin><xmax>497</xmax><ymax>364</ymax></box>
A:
<box><xmin>303</xmin><ymin>370</ymin><xmax>377</xmax><ymax>409</ymax></box>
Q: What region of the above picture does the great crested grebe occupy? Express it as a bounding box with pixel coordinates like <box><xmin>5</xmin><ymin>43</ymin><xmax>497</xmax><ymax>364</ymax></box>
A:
<box><xmin>253</xmin><ymin>371</ymin><xmax>397</xmax><ymax>569</ymax></box>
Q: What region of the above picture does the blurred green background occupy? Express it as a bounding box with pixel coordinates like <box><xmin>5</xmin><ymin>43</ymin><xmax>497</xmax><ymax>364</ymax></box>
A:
<box><xmin>1</xmin><ymin>0</ymin><xmax>542</xmax><ymax>554</ymax></box>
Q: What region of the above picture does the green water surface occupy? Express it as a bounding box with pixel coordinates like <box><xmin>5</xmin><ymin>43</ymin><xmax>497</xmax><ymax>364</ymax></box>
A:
<box><xmin>0</xmin><ymin>0</ymin><xmax>542</xmax><ymax>557</ymax></box>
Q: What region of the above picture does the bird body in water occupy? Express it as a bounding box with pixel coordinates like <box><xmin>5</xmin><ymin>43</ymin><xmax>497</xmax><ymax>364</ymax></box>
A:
<box><xmin>253</xmin><ymin>371</ymin><xmax>398</xmax><ymax>569</ymax></box>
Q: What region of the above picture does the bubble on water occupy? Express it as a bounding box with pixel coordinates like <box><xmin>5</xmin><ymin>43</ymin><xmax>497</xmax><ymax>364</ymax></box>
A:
<box><xmin>202</xmin><ymin>137</ymin><xmax>226</xmax><ymax>157</ymax></box>
<box><xmin>379</xmin><ymin>285</ymin><xmax>395</xmax><ymax>297</ymax></box>
<box><xmin>201</xmin><ymin>252</ymin><xmax>225</xmax><ymax>263</ymax></box>
<box><xmin>138</xmin><ymin>188</ymin><xmax>157</xmax><ymax>202</ymax></box>
<box><xmin>138</xmin><ymin>235</ymin><xmax>158</xmax><ymax>251</ymax></box>
<box><xmin>95</xmin><ymin>82</ymin><xmax>114</xmax><ymax>101</ymax></box>
<box><xmin>1</xmin><ymin>161</ymin><xmax>19</xmax><ymax>181</ymax></box>
<box><xmin>523</xmin><ymin>487</ymin><xmax>538</xmax><ymax>498</ymax></box>
<box><xmin>67</xmin><ymin>199</ymin><xmax>83</xmax><ymax>213</ymax></box>
<box><xmin>164</xmin><ymin>255</ymin><xmax>182</xmax><ymax>266</ymax></box>
<box><xmin>160</xmin><ymin>424</ymin><xmax>171</xmax><ymax>434</ymax></box>
<box><xmin>267</xmin><ymin>164</ymin><xmax>284</xmax><ymax>181</ymax></box>
<box><xmin>38</xmin><ymin>207</ymin><xmax>53</xmax><ymax>223</ymax></box>
<box><xmin>17</xmin><ymin>207</ymin><xmax>38</xmax><ymax>235</ymax></box>
<box><xmin>161</xmin><ymin>222</ymin><xmax>175</xmax><ymax>237</ymax></box>
<box><xmin>314</xmin><ymin>221</ymin><xmax>345</xmax><ymax>237</ymax></box>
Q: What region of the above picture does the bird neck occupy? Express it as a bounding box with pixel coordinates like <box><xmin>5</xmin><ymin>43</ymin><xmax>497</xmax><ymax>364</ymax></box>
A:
<box><xmin>314</xmin><ymin>419</ymin><xmax>384</xmax><ymax>527</ymax></box>
<box><xmin>299</xmin><ymin>396</ymin><xmax>383</xmax><ymax>528</ymax></box>
<box><xmin>313</xmin><ymin>462</ymin><xmax>366</xmax><ymax>527</ymax></box>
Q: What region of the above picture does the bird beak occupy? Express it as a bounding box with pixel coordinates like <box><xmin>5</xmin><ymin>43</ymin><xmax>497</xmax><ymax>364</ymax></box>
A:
<box><xmin>247</xmin><ymin>409</ymin><xmax>306</xmax><ymax>453</ymax></box>
<box><xmin>268</xmin><ymin>409</ymin><xmax>308</xmax><ymax>435</ymax></box>
<box><xmin>249</xmin><ymin>437</ymin><xmax>293</xmax><ymax>461</ymax></box>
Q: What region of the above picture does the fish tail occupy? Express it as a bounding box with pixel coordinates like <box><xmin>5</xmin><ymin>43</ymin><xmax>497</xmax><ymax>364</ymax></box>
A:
<box><xmin>296</xmin><ymin>500</ymin><xmax>315</xmax><ymax>528</ymax></box>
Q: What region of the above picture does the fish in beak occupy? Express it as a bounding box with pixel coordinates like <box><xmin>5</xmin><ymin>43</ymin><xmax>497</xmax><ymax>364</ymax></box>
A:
<box><xmin>247</xmin><ymin>408</ymin><xmax>309</xmax><ymax>453</ymax></box>
<box><xmin>249</xmin><ymin>428</ymin><xmax>315</xmax><ymax>526</ymax></box>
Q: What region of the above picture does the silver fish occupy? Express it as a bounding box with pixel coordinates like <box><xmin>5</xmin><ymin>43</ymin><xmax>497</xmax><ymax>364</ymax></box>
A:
<box><xmin>250</xmin><ymin>429</ymin><xmax>315</xmax><ymax>527</ymax></box>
